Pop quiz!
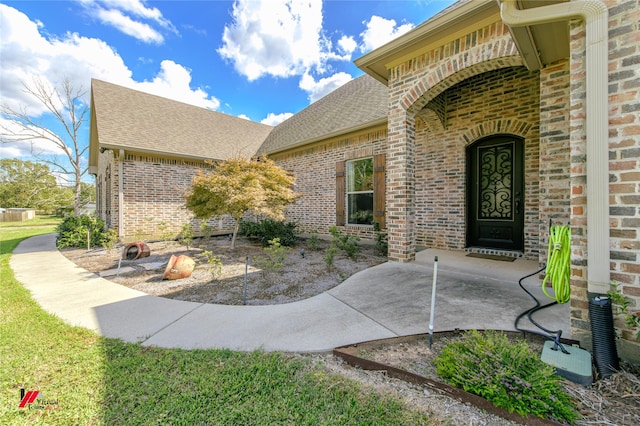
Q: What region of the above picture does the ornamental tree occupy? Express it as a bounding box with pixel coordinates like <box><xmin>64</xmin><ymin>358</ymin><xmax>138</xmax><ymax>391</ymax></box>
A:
<box><xmin>185</xmin><ymin>157</ymin><xmax>298</xmax><ymax>249</ymax></box>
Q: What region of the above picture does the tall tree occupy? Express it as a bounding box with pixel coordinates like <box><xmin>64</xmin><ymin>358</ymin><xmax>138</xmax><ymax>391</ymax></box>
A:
<box><xmin>185</xmin><ymin>157</ymin><xmax>299</xmax><ymax>249</ymax></box>
<box><xmin>0</xmin><ymin>77</ymin><xmax>89</xmax><ymax>215</ymax></box>
<box><xmin>0</xmin><ymin>158</ymin><xmax>73</xmax><ymax>213</ymax></box>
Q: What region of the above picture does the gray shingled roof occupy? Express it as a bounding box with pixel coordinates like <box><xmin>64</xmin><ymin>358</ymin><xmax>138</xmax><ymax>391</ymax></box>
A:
<box><xmin>258</xmin><ymin>74</ymin><xmax>387</xmax><ymax>155</ymax></box>
<box><xmin>90</xmin><ymin>79</ymin><xmax>273</xmax><ymax>160</ymax></box>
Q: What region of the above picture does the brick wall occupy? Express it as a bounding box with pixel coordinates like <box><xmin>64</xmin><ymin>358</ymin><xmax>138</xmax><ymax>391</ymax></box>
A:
<box><xmin>270</xmin><ymin>128</ymin><xmax>387</xmax><ymax>240</ymax></box>
<box><xmin>538</xmin><ymin>59</ymin><xmax>571</xmax><ymax>256</ymax></box>
<box><xmin>568</xmin><ymin>0</ymin><xmax>640</xmax><ymax>357</ymax></box>
<box><xmin>413</xmin><ymin>66</ymin><xmax>541</xmax><ymax>259</ymax></box>
<box><xmin>95</xmin><ymin>151</ymin><xmax>235</xmax><ymax>240</ymax></box>
<box><xmin>386</xmin><ymin>20</ymin><xmax>522</xmax><ymax>261</ymax></box>
<box><xmin>606</xmin><ymin>0</ymin><xmax>640</xmax><ymax>348</ymax></box>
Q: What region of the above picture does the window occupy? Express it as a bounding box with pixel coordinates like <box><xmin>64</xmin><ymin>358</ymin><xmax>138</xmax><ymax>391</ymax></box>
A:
<box><xmin>336</xmin><ymin>154</ymin><xmax>385</xmax><ymax>228</ymax></box>
<box><xmin>346</xmin><ymin>158</ymin><xmax>374</xmax><ymax>224</ymax></box>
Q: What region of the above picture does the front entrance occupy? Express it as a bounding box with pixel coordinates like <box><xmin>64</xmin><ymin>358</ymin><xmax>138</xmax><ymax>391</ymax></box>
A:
<box><xmin>467</xmin><ymin>135</ymin><xmax>524</xmax><ymax>251</ymax></box>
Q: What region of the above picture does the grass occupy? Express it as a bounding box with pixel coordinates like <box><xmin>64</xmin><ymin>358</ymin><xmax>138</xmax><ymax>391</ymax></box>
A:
<box><xmin>0</xmin><ymin>215</ymin><xmax>62</xmax><ymax>229</ymax></box>
<box><xmin>0</xmin><ymin>225</ymin><xmax>430</xmax><ymax>425</ymax></box>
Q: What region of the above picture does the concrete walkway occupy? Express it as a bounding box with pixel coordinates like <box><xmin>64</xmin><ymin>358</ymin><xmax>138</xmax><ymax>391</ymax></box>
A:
<box><xmin>10</xmin><ymin>233</ymin><xmax>570</xmax><ymax>352</ymax></box>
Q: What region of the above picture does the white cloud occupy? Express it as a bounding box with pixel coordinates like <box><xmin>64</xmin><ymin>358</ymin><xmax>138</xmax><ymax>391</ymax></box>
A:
<box><xmin>133</xmin><ymin>60</ymin><xmax>220</xmax><ymax>110</ymax></box>
<box><xmin>261</xmin><ymin>112</ymin><xmax>293</xmax><ymax>126</ymax></box>
<box><xmin>218</xmin><ymin>0</ymin><xmax>325</xmax><ymax>81</ymax></box>
<box><xmin>79</xmin><ymin>0</ymin><xmax>177</xmax><ymax>43</ymax></box>
<box><xmin>94</xmin><ymin>8</ymin><xmax>164</xmax><ymax>44</ymax></box>
<box><xmin>360</xmin><ymin>15</ymin><xmax>414</xmax><ymax>52</ymax></box>
<box><xmin>337</xmin><ymin>35</ymin><xmax>357</xmax><ymax>57</ymax></box>
<box><xmin>299</xmin><ymin>72</ymin><xmax>352</xmax><ymax>103</ymax></box>
<box><xmin>0</xmin><ymin>4</ymin><xmax>219</xmax><ymax>116</ymax></box>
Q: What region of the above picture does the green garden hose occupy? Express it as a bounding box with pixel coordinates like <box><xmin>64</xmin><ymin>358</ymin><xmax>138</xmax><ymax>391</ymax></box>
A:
<box><xmin>542</xmin><ymin>225</ymin><xmax>571</xmax><ymax>304</ymax></box>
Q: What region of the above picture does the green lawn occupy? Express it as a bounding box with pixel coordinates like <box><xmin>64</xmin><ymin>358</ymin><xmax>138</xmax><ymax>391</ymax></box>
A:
<box><xmin>0</xmin><ymin>226</ymin><xmax>430</xmax><ymax>425</ymax></box>
<box><xmin>0</xmin><ymin>215</ymin><xmax>63</xmax><ymax>229</ymax></box>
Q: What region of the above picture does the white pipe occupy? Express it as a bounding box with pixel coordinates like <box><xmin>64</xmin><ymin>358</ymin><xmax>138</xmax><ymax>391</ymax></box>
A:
<box><xmin>500</xmin><ymin>0</ymin><xmax>610</xmax><ymax>293</ymax></box>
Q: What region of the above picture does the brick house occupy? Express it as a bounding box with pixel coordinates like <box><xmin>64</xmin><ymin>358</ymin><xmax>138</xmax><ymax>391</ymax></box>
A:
<box><xmin>89</xmin><ymin>79</ymin><xmax>272</xmax><ymax>239</ymax></box>
<box><xmin>90</xmin><ymin>0</ymin><xmax>639</xmax><ymax>360</ymax></box>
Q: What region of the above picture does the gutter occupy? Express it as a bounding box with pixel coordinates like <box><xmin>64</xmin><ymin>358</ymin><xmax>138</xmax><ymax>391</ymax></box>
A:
<box><xmin>500</xmin><ymin>0</ymin><xmax>609</xmax><ymax>293</ymax></box>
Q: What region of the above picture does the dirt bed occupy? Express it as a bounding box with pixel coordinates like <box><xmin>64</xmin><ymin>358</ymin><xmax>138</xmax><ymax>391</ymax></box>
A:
<box><xmin>60</xmin><ymin>235</ymin><xmax>385</xmax><ymax>305</ymax></box>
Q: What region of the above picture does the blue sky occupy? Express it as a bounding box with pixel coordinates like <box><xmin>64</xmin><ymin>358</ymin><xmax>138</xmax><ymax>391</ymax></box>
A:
<box><xmin>1</xmin><ymin>0</ymin><xmax>456</xmax><ymax>167</ymax></box>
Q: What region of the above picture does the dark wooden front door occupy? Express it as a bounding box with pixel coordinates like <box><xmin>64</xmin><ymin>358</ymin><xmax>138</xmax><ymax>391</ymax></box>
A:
<box><xmin>467</xmin><ymin>136</ymin><xmax>524</xmax><ymax>251</ymax></box>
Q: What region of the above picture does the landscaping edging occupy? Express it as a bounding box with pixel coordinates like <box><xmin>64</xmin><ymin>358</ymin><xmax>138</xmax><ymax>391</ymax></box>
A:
<box><xmin>333</xmin><ymin>330</ymin><xmax>581</xmax><ymax>426</ymax></box>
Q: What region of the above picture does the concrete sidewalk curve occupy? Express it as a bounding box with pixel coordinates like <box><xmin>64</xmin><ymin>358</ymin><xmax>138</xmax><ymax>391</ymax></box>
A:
<box><xmin>10</xmin><ymin>234</ymin><xmax>570</xmax><ymax>352</ymax></box>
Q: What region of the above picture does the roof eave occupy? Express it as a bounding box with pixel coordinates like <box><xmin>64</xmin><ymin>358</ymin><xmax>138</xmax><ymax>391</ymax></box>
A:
<box><xmin>262</xmin><ymin>117</ymin><xmax>388</xmax><ymax>156</ymax></box>
<box><xmin>355</xmin><ymin>0</ymin><xmax>497</xmax><ymax>84</ymax></box>
<box><xmin>98</xmin><ymin>144</ymin><xmax>224</xmax><ymax>163</ymax></box>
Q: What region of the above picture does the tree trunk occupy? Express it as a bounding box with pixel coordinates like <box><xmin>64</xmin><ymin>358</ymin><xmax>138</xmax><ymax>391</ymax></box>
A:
<box><xmin>230</xmin><ymin>219</ymin><xmax>241</xmax><ymax>250</ymax></box>
<box><xmin>74</xmin><ymin>167</ymin><xmax>82</xmax><ymax>216</ymax></box>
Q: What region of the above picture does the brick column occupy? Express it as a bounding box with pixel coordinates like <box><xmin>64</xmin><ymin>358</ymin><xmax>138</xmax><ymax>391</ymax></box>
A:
<box><xmin>386</xmin><ymin>107</ymin><xmax>416</xmax><ymax>262</ymax></box>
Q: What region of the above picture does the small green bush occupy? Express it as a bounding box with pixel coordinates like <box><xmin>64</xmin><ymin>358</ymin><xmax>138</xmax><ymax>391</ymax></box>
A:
<box><xmin>324</xmin><ymin>245</ymin><xmax>338</xmax><ymax>271</ymax></box>
<box><xmin>158</xmin><ymin>221</ymin><xmax>173</xmax><ymax>243</ymax></box>
<box><xmin>102</xmin><ymin>229</ymin><xmax>120</xmax><ymax>252</ymax></box>
<box><xmin>201</xmin><ymin>250</ymin><xmax>223</xmax><ymax>281</ymax></box>
<box><xmin>434</xmin><ymin>330</ymin><xmax>579</xmax><ymax>423</ymax></box>
<box><xmin>329</xmin><ymin>226</ymin><xmax>360</xmax><ymax>259</ymax></box>
<box><xmin>239</xmin><ymin>218</ymin><xmax>297</xmax><ymax>246</ymax></box>
<box><xmin>307</xmin><ymin>232</ymin><xmax>321</xmax><ymax>251</ymax></box>
<box><xmin>255</xmin><ymin>238</ymin><xmax>290</xmax><ymax>277</ymax></box>
<box><xmin>56</xmin><ymin>215</ymin><xmax>108</xmax><ymax>249</ymax></box>
<box><xmin>373</xmin><ymin>222</ymin><xmax>388</xmax><ymax>257</ymax></box>
<box><xmin>200</xmin><ymin>221</ymin><xmax>213</xmax><ymax>240</ymax></box>
<box><xmin>179</xmin><ymin>223</ymin><xmax>194</xmax><ymax>250</ymax></box>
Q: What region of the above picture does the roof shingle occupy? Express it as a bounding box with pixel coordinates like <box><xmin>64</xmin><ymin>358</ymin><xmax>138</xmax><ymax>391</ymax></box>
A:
<box><xmin>258</xmin><ymin>74</ymin><xmax>387</xmax><ymax>155</ymax></box>
<box><xmin>91</xmin><ymin>79</ymin><xmax>273</xmax><ymax>160</ymax></box>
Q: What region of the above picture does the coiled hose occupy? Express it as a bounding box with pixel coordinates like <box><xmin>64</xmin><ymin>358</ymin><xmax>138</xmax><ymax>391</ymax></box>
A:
<box><xmin>515</xmin><ymin>225</ymin><xmax>572</xmax><ymax>353</ymax></box>
<box><xmin>542</xmin><ymin>225</ymin><xmax>571</xmax><ymax>304</ymax></box>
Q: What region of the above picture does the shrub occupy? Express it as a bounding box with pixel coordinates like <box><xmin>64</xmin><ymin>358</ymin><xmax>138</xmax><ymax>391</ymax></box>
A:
<box><xmin>200</xmin><ymin>221</ymin><xmax>213</xmax><ymax>241</ymax></box>
<box><xmin>239</xmin><ymin>219</ymin><xmax>298</xmax><ymax>246</ymax></box>
<box><xmin>255</xmin><ymin>238</ymin><xmax>290</xmax><ymax>277</ymax></box>
<box><xmin>56</xmin><ymin>215</ymin><xmax>107</xmax><ymax>249</ymax></box>
<box><xmin>608</xmin><ymin>282</ymin><xmax>640</xmax><ymax>339</ymax></box>
<box><xmin>373</xmin><ymin>222</ymin><xmax>388</xmax><ymax>257</ymax></box>
<box><xmin>324</xmin><ymin>245</ymin><xmax>338</xmax><ymax>271</ymax></box>
<box><xmin>158</xmin><ymin>221</ymin><xmax>173</xmax><ymax>243</ymax></box>
<box><xmin>434</xmin><ymin>330</ymin><xmax>579</xmax><ymax>423</ymax></box>
<box><xmin>179</xmin><ymin>223</ymin><xmax>194</xmax><ymax>250</ymax></box>
<box><xmin>307</xmin><ymin>232</ymin><xmax>321</xmax><ymax>251</ymax></box>
<box><xmin>201</xmin><ymin>250</ymin><xmax>223</xmax><ymax>281</ymax></box>
<box><xmin>328</xmin><ymin>226</ymin><xmax>360</xmax><ymax>259</ymax></box>
<box><xmin>102</xmin><ymin>229</ymin><xmax>120</xmax><ymax>252</ymax></box>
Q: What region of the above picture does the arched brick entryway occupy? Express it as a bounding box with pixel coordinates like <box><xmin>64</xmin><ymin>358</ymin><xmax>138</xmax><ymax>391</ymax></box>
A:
<box><xmin>385</xmin><ymin>25</ymin><xmax>528</xmax><ymax>261</ymax></box>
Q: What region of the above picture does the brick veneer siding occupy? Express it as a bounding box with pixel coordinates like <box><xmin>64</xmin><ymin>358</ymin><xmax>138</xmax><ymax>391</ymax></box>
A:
<box><xmin>413</xmin><ymin>66</ymin><xmax>541</xmax><ymax>259</ymax></box>
<box><xmin>538</xmin><ymin>59</ymin><xmax>571</xmax><ymax>259</ymax></box>
<box><xmin>386</xmin><ymin>19</ymin><xmax>523</xmax><ymax>262</ymax></box>
<box><xmin>568</xmin><ymin>0</ymin><xmax>640</xmax><ymax>359</ymax></box>
<box><xmin>270</xmin><ymin>128</ymin><xmax>387</xmax><ymax>240</ymax></box>
<box><xmin>95</xmin><ymin>151</ymin><xmax>235</xmax><ymax>240</ymax></box>
<box><xmin>382</xmin><ymin>9</ymin><xmax>639</xmax><ymax>358</ymax></box>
